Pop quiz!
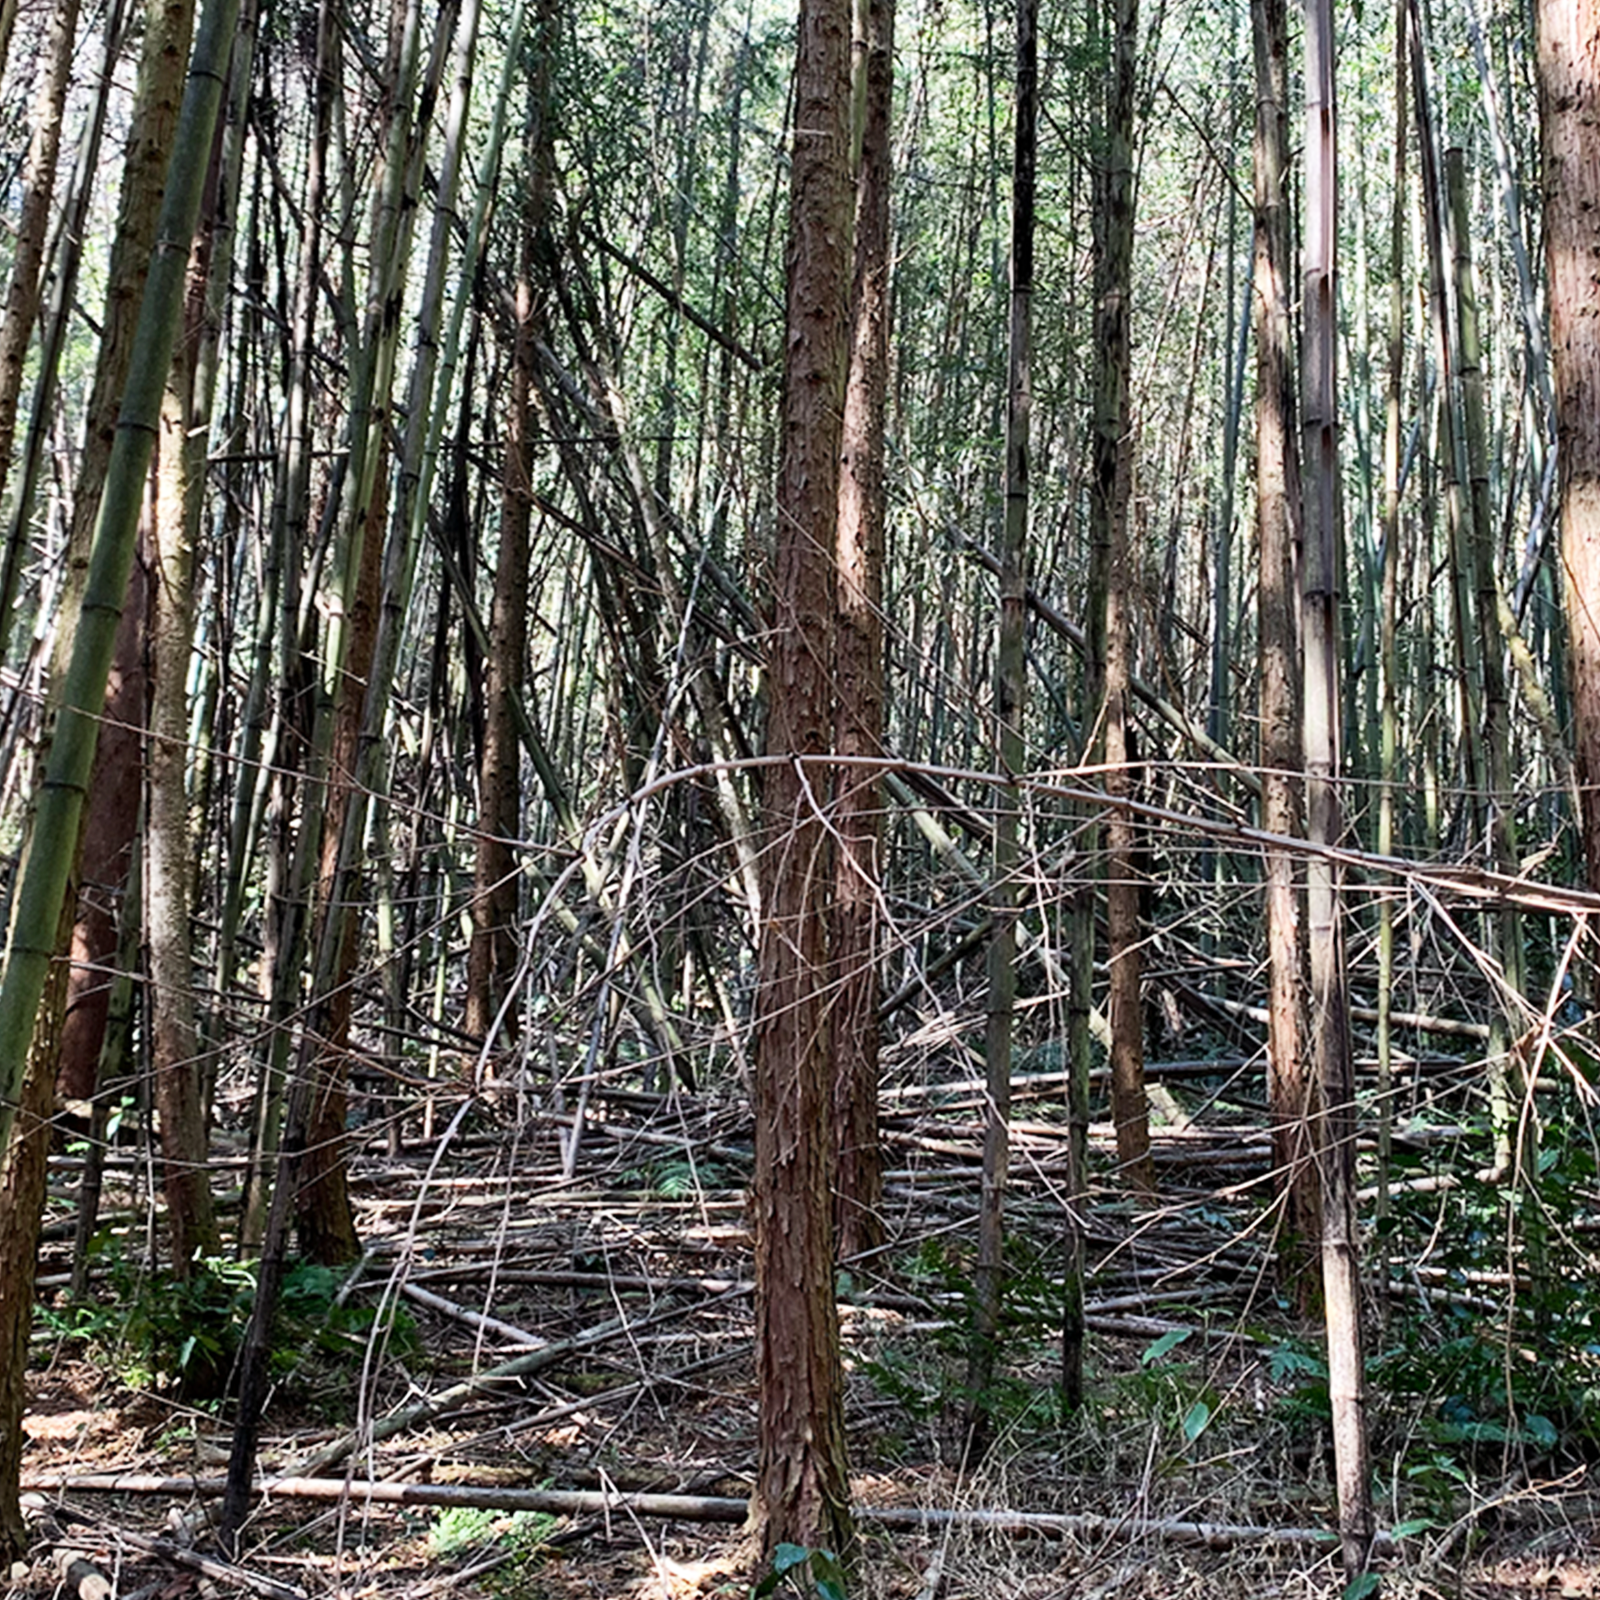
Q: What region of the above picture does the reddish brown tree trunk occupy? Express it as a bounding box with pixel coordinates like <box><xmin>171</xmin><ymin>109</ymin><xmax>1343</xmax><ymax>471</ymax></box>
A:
<box><xmin>0</xmin><ymin>949</ymin><xmax>67</xmax><ymax>1560</ymax></box>
<box><xmin>1539</xmin><ymin>0</ymin><xmax>1600</xmax><ymax>898</ymax></box>
<box><xmin>49</xmin><ymin>0</ymin><xmax>196</xmax><ymax>1106</ymax></box>
<box><xmin>830</xmin><ymin>0</ymin><xmax>893</xmax><ymax>1264</ymax></box>
<box><xmin>467</xmin><ymin>33</ymin><xmax>553</xmax><ymax>1045</ymax></box>
<box><xmin>56</xmin><ymin>562</ymin><xmax>146</xmax><ymax>1106</ymax></box>
<box><xmin>1253</xmin><ymin>0</ymin><xmax>1320</xmax><ymax>1302</ymax></box>
<box><xmin>1095</xmin><ymin>0</ymin><xmax>1152</xmax><ymax>1193</ymax></box>
<box><xmin>751</xmin><ymin>0</ymin><xmax>854</xmax><ymax>1558</ymax></box>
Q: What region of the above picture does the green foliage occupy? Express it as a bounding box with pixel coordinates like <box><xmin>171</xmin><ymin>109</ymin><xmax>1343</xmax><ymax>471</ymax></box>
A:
<box><xmin>427</xmin><ymin>1505</ymin><xmax>557</xmax><ymax>1558</ymax></box>
<box><xmin>41</xmin><ymin>1242</ymin><xmax>413</xmax><ymax>1401</ymax></box>
<box><xmin>754</xmin><ymin>1543</ymin><xmax>847</xmax><ymax>1600</ymax></box>
<box><xmin>425</xmin><ymin>1506</ymin><xmax>558</xmax><ymax>1598</ymax></box>
<box><xmin>1264</xmin><ymin>1338</ymin><xmax>1330</xmax><ymax>1433</ymax></box>
<box><xmin>644</xmin><ymin>1156</ymin><xmax>727</xmax><ymax>1199</ymax></box>
<box><xmin>859</xmin><ymin>1236</ymin><xmax>1063</xmax><ymax>1430</ymax></box>
<box><xmin>1109</xmin><ymin>1329</ymin><xmax>1219</xmax><ymax>1457</ymax></box>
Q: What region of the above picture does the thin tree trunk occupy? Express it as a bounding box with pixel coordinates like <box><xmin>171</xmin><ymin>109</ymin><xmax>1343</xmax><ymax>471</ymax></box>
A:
<box><xmin>236</xmin><ymin>0</ymin><xmax>335</xmax><ymax>1252</ymax></box>
<box><xmin>1096</xmin><ymin>0</ymin><xmax>1152</xmax><ymax>1193</ymax></box>
<box><xmin>467</xmin><ymin>0</ymin><xmax>550</xmax><ymax>1047</ymax></box>
<box><xmin>148</xmin><ymin>256</ymin><xmax>223</xmax><ymax>1274</ymax></box>
<box><xmin>1447</xmin><ymin>145</ymin><xmax>1537</xmax><ymax>1222</ymax></box>
<box><xmin>831</xmin><ymin>0</ymin><xmax>894</xmax><ymax>1264</ymax></box>
<box><xmin>1300</xmin><ymin>0</ymin><xmax>1375</xmax><ymax>1576</ymax></box>
<box><xmin>0</xmin><ymin>0</ymin><xmax>238</xmax><ymax>1167</ymax></box>
<box><xmin>0</xmin><ymin>0</ymin><xmax>130</xmax><ymax>669</ymax></box>
<box><xmin>1375</xmin><ymin>0</ymin><xmax>1408</xmax><ymax>1306</ymax></box>
<box><xmin>55</xmin><ymin>565</ymin><xmax>145</xmax><ymax>1107</ymax></box>
<box><xmin>1253</xmin><ymin>0</ymin><xmax>1319</xmax><ymax>1304</ymax></box>
<box><xmin>47</xmin><ymin>0</ymin><xmax>198</xmax><ymax>674</ymax></box>
<box><xmin>9</xmin><ymin>0</ymin><xmax>197</xmax><ymax>1116</ymax></box>
<box><xmin>291</xmin><ymin>0</ymin><xmax>457</xmax><ymax>1265</ymax></box>
<box><xmin>750</xmin><ymin>0</ymin><xmax>854</xmax><ymax>1555</ymax></box>
<box><xmin>0</xmin><ymin>911</ymin><xmax>68</xmax><ymax>1561</ymax></box>
<box><xmin>970</xmin><ymin>0</ymin><xmax>1034</xmax><ymax>1428</ymax></box>
<box><xmin>0</xmin><ymin>0</ymin><xmax>82</xmax><ymax>577</ymax></box>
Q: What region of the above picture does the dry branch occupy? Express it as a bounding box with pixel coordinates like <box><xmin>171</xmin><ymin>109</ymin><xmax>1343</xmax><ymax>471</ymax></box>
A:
<box><xmin>287</xmin><ymin>1279</ymin><xmax>752</xmax><ymax>1476</ymax></box>
<box><xmin>43</xmin><ymin>1504</ymin><xmax>304</xmax><ymax>1600</ymax></box>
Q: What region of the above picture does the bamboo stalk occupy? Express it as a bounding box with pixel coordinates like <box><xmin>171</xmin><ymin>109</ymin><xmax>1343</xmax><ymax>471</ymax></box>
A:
<box><xmin>23</xmin><ymin>1473</ymin><xmax>1399</xmax><ymax>1555</ymax></box>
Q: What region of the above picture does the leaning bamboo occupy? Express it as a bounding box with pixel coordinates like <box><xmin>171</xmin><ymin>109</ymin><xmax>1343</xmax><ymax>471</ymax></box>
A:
<box><xmin>0</xmin><ymin>0</ymin><xmax>242</xmax><ymax>1159</ymax></box>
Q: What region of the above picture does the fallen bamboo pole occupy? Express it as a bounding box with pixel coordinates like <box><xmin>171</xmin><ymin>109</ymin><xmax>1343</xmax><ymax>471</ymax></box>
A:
<box><xmin>23</xmin><ymin>1472</ymin><xmax>1399</xmax><ymax>1556</ymax></box>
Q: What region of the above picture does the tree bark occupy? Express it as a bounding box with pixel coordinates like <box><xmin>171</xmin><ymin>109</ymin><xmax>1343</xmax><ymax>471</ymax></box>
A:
<box><xmin>29</xmin><ymin>0</ymin><xmax>196</xmax><ymax>1113</ymax></box>
<box><xmin>0</xmin><ymin>0</ymin><xmax>81</xmax><ymax>555</ymax></box>
<box><xmin>0</xmin><ymin>0</ymin><xmax>239</xmax><ymax>1547</ymax></box>
<box><xmin>1375</xmin><ymin>0</ymin><xmax>1408</xmax><ymax>1302</ymax></box>
<box><xmin>289</xmin><ymin>0</ymin><xmax>459</xmax><ymax>1264</ymax></box>
<box><xmin>750</xmin><ymin>0</ymin><xmax>854</xmax><ymax>1556</ymax></box>
<box><xmin>48</xmin><ymin>0</ymin><xmax>197</xmax><ymax>675</ymax></box>
<box><xmin>467</xmin><ymin>4</ymin><xmax>553</xmax><ymax>1048</ymax></box>
<box><xmin>1539</xmin><ymin>3</ymin><xmax>1600</xmax><ymax>891</ymax></box>
<box><xmin>1253</xmin><ymin>0</ymin><xmax>1319</xmax><ymax>1305</ymax></box>
<box><xmin>1094</xmin><ymin>0</ymin><xmax>1152</xmax><ymax>1193</ymax></box>
<box><xmin>830</xmin><ymin>0</ymin><xmax>893</xmax><ymax>1268</ymax></box>
<box><xmin>55</xmin><ymin>565</ymin><xmax>145</xmax><ymax>1107</ymax></box>
<box><xmin>148</xmin><ymin>281</ymin><xmax>223</xmax><ymax>1274</ymax></box>
<box><xmin>1300</xmin><ymin>0</ymin><xmax>1375</xmax><ymax>1577</ymax></box>
<box><xmin>0</xmin><ymin>930</ymin><xmax>67</xmax><ymax>1561</ymax></box>
<box><xmin>969</xmin><ymin>0</ymin><xmax>1035</xmax><ymax>1428</ymax></box>
<box><xmin>236</xmin><ymin>0</ymin><xmax>335</xmax><ymax>1253</ymax></box>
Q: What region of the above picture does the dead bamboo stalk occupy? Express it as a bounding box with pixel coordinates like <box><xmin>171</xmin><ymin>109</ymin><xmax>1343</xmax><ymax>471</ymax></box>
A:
<box><xmin>400</xmin><ymin>1282</ymin><xmax>548</xmax><ymax>1348</ymax></box>
<box><xmin>23</xmin><ymin>1473</ymin><xmax>1399</xmax><ymax>1555</ymax></box>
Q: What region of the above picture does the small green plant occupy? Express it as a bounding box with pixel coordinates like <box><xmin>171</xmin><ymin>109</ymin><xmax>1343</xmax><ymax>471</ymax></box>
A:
<box><xmin>647</xmin><ymin>1157</ymin><xmax>727</xmax><ymax>1198</ymax></box>
<box><xmin>1115</xmin><ymin>1328</ymin><xmax>1220</xmax><ymax>1454</ymax></box>
<box><xmin>426</xmin><ymin>1505</ymin><xmax>558</xmax><ymax>1597</ymax></box>
<box><xmin>43</xmin><ymin>1241</ymin><xmax>413</xmax><ymax>1400</ymax></box>
<box><xmin>426</xmin><ymin>1505</ymin><xmax>557</xmax><ymax>1559</ymax></box>
<box><xmin>754</xmin><ymin>1543</ymin><xmax>847</xmax><ymax>1600</ymax></box>
<box><xmin>100</xmin><ymin>1250</ymin><xmax>258</xmax><ymax>1398</ymax></box>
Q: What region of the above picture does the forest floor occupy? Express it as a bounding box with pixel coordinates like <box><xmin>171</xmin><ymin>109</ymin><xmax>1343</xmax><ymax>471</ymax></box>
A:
<box><xmin>12</xmin><ymin>1071</ymin><xmax>1600</xmax><ymax>1599</ymax></box>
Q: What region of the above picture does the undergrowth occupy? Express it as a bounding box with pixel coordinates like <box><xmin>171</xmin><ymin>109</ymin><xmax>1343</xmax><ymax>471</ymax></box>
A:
<box><xmin>39</xmin><ymin>1243</ymin><xmax>414</xmax><ymax>1402</ymax></box>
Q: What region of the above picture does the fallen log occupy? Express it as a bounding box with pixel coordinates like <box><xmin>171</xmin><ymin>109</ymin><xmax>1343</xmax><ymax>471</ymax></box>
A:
<box><xmin>23</xmin><ymin>1472</ymin><xmax>1399</xmax><ymax>1556</ymax></box>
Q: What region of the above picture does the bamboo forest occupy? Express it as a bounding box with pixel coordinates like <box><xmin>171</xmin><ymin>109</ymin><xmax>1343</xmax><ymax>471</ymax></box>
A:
<box><xmin>4</xmin><ymin>0</ymin><xmax>1600</xmax><ymax>1589</ymax></box>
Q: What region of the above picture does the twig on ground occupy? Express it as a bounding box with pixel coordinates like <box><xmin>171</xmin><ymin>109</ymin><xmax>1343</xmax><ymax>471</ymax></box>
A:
<box><xmin>44</xmin><ymin>1505</ymin><xmax>306</xmax><ymax>1600</ymax></box>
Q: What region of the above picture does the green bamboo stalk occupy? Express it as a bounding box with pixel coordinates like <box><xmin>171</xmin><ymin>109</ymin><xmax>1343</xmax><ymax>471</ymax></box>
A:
<box><xmin>0</xmin><ymin>0</ymin><xmax>242</xmax><ymax>1160</ymax></box>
